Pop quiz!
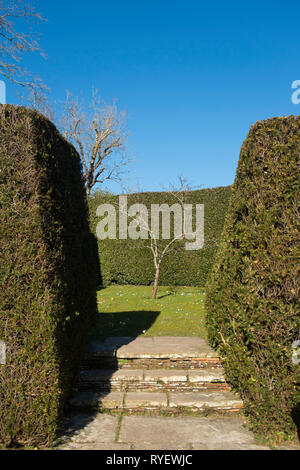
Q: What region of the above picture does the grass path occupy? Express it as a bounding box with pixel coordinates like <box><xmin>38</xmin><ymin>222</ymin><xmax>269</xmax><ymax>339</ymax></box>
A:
<box><xmin>93</xmin><ymin>285</ymin><xmax>207</xmax><ymax>338</ymax></box>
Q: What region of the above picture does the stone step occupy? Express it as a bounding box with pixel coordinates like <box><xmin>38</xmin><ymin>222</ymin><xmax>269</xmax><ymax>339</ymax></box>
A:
<box><xmin>83</xmin><ymin>336</ymin><xmax>221</xmax><ymax>369</ymax></box>
<box><xmin>70</xmin><ymin>390</ymin><xmax>243</xmax><ymax>413</ymax></box>
<box><xmin>69</xmin><ymin>337</ymin><xmax>243</xmax><ymax>416</ymax></box>
<box><xmin>77</xmin><ymin>367</ymin><xmax>230</xmax><ymax>392</ymax></box>
<box><xmin>83</xmin><ymin>357</ymin><xmax>222</xmax><ymax>370</ymax></box>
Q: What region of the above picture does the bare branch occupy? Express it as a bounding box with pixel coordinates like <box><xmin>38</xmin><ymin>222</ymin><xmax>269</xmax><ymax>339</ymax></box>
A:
<box><xmin>19</xmin><ymin>84</ymin><xmax>54</xmax><ymax>120</ymax></box>
<box><xmin>106</xmin><ymin>180</ymin><xmax>194</xmax><ymax>299</ymax></box>
<box><xmin>0</xmin><ymin>1</ymin><xmax>46</xmax><ymax>87</ymax></box>
<box><xmin>60</xmin><ymin>88</ymin><xmax>131</xmax><ymax>195</ymax></box>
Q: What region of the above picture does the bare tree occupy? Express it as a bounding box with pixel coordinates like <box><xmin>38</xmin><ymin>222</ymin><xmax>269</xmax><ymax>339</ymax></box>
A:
<box><xmin>61</xmin><ymin>89</ymin><xmax>130</xmax><ymax>196</ymax></box>
<box><xmin>0</xmin><ymin>0</ymin><xmax>46</xmax><ymax>87</ymax></box>
<box><xmin>148</xmin><ymin>217</ymin><xmax>183</xmax><ymax>300</ymax></box>
<box><xmin>116</xmin><ymin>177</ymin><xmax>202</xmax><ymax>299</ymax></box>
<box><xmin>148</xmin><ymin>179</ymin><xmax>196</xmax><ymax>299</ymax></box>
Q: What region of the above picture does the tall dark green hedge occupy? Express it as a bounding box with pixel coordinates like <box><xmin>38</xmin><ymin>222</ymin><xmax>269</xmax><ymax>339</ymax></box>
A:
<box><xmin>89</xmin><ymin>186</ymin><xmax>231</xmax><ymax>287</ymax></box>
<box><xmin>206</xmin><ymin>116</ymin><xmax>300</xmax><ymax>442</ymax></box>
<box><xmin>0</xmin><ymin>105</ymin><xmax>98</xmax><ymax>448</ymax></box>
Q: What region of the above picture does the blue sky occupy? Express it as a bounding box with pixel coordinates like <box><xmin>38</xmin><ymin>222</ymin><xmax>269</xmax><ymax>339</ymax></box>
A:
<box><xmin>8</xmin><ymin>1</ymin><xmax>300</xmax><ymax>192</ymax></box>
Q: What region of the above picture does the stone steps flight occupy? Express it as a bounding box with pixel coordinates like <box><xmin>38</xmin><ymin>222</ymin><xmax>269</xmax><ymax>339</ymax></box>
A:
<box><xmin>70</xmin><ymin>336</ymin><xmax>243</xmax><ymax>414</ymax></box>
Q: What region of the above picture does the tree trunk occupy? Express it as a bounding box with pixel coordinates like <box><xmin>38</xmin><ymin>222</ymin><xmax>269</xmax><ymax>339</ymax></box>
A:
<box><xmin>151</xmin><ymin>265</ymin><xmax>160</xmax><ymax>299</ymax></box>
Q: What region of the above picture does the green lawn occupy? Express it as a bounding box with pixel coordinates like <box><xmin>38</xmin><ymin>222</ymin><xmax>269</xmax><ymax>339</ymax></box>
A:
<box><xmin>93</xmin><ymin>285</ymin><xmax>207</xmax><ymax>338</ymax></box>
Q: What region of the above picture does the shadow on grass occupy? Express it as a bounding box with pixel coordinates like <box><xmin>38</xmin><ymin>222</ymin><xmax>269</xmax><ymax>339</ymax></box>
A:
<box><xmin>58</xmin><ymin>310</ymin><xmax>159</xmax><ymax>447</ymax></box>
<box><xmin>93</xmin><ymin>310</ymin><xmax>160</xmax><ymax>338</ymax></box>
<box><xmin>156</xmin><ymin>292</ymin><xmax>173</xmax><ymax>300</ymax></box>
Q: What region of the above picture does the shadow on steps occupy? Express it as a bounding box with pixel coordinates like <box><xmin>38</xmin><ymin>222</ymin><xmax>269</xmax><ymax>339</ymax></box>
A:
<box><xmin>57</xmin><ymin>311</ymin><xmax>160</xmax><ymax>445</ymax></box>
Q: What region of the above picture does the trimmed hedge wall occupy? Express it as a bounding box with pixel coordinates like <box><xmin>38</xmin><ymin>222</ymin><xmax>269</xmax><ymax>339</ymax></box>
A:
<box><xmin>206</xmin><ymin>116</ymin><xmax>300</xmax><ymax>441</ymax></box>
<box><xmin>89</xmin><ymin>186</ymin><xmax>231</xmax><ymax>287</ymax></box>
<box><xmin>0</xmin><ymin>106</ymin><xmax>98</xmax><ymax>448</ymax></box>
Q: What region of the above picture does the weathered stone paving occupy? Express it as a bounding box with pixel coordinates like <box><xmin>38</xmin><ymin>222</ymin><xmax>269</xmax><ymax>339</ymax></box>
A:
<box><xmin>86</xmin><ymin>336</ymin><xmax>220</xmax><ymax>359</ymax></box>
<box><xmin>70</xmin><ymin>390</ymin><xmax>242</xmax><ymax>411</ymax></box>
<box><xmin>78</xmin><ymin>367</ymin><xmax>230</xmax><ymax>392</ymax></box>
<box><xmin>58</xmin><ymin>413</ymin><xmax>271</xmax><ymax>450</ymax></box>
<box><xmin>59</xmin><ymin>337</ymin><xmax>299</xmax><ymax>449</ymax></box>
<box><xmin>71</xmin><ymin>336</ymin><xmax>242</xmax><ymax>412</ymax></box>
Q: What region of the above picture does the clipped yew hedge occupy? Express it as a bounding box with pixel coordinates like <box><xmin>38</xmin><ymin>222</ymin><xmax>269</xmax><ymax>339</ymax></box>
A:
<box><xmin>0</xmin><ymin>105</ymin><xmax>98</xmax><ymax>448</ymax></box>
<box><xmin>206</xmin><ymin>116</ymin><xmax>300</xmax><ymax>441</ymax></box>
<box><xmin>89</xmin><ymin>186</ymin><xmax>231</xmax><ymax>287</ymax></box>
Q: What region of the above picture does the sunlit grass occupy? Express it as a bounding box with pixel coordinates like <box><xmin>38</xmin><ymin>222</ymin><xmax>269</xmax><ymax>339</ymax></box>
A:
<box><xmin>93</xmin><ymin>285</ymin><xmax>207</xmax><ymax>338</ymax></box>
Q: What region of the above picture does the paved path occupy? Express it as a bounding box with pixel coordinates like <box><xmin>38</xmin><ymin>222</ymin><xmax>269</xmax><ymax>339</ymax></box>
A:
<box><xmin>58</xmin><ymin>412</ymin><xmax>271</xmax><ymax>450</ymax></box>
<box><xmin>59</xmin><ymin>412</ymin><xmax>293</xmax><ymax>450</ymax></box>
<box><xmin>58</xmin><ymin>336</ymin><xmax>300</xmax><ymax>450</ymax></box>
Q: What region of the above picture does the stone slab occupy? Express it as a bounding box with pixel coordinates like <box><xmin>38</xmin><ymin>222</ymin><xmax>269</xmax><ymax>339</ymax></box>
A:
<box><xmin>70</xmin><ymin>391</ymin><xmax>124</xmax><ymax>409</ymax></box>
<box><xmin>124</xmin><ymin>392</ymin><xmax>168</xmax><ymax>408</ymax></box>
<box><xmin>60</xmin><ymin>413</ymin><xmax>300</xmax><ymax>450</ymax></box>
<box><xmin>153</xmin><ymin>337</ymin><xmax>219</xmax><ymax>358</ymax></box>
<box><xmin>132</xmin><ymin>444</ymin><xmax>192</xmax><ymax>450</ymax></box>
<box><xmin>191</xmin><ymin>442</ymin><xmax>270</xmax><ymax>450</ymax></box>
<box><xmin>80</xmin><ymin>369</ymin><xmax>143</xmax><ymax>382</ymax></box>
<box><xmin>87</xmin><ymin>337</ymin><xmax>152</xmax><ymax>358</ymax></box>
<box><xmin>86</xmin><ymin>336</ymin><xmax>219</xmax><ymax>360</ymax></box>
<box><xmin>188</xmin><ymin>368</ymin><xmax>225</xmax><ymax>383</ymax></box>
<box><xmin>169</xmin><ymin>391</ymin><xmax>243</xmax><ymax>409</ymax></box>
<box><xmin>112</xmin><ymin>369</ymin><xmax>144</xmax><ymax>381</ymax></box>
<box><xmin>117</xmin><ymin>336</ymin><xmax>219</xmax><ymax>359</ymax></box>
<box><xmin>60</xmin><ymin>413</ymin><xmax>118</xmax><ymax>444</ymax></box>
<box><xmin>144</xmin><ymin>369</ymin><xmax>188</xmax><ymax>382</ymax></box>
<box><xmin>60</xmin><ymin>442</ymin><xmax>131</xmax><ymax>450</ymax></box>
<box><xmin>118</xmin><ymin>415</ymin><xmax>265</xmax><ymax>448</ymax></box>
<box><xmin>87</xmin><ymin>340</ymin><xmax>116</xmax><ymax>357</ymax></box>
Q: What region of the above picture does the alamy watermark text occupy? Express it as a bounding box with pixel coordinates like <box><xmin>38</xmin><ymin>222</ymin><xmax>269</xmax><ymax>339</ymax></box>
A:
<box><xmin>96</xmin><ymin>195</ymin><xmax>204</xmax><ymax>251</ymax></box>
